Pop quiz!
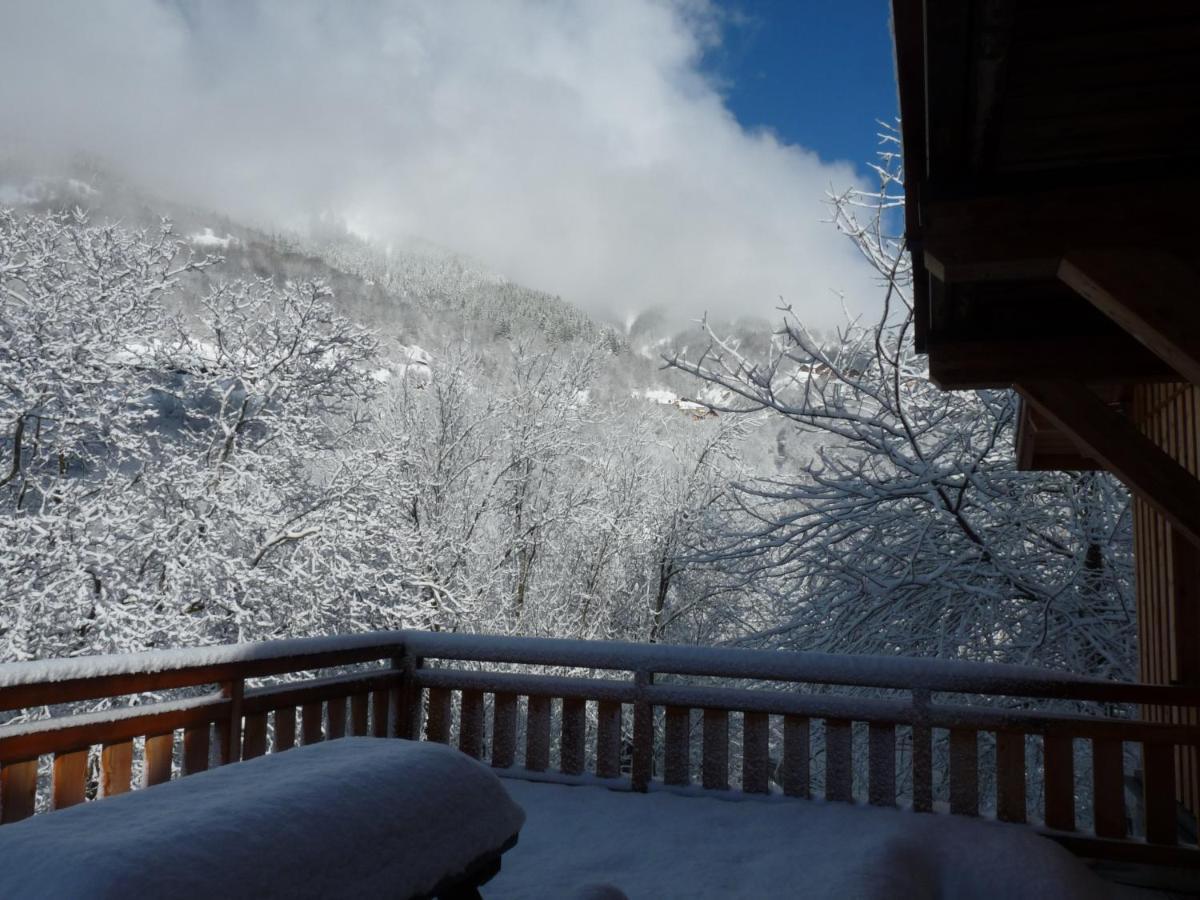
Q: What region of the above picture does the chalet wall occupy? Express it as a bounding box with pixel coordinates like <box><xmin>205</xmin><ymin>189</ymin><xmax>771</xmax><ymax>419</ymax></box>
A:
<box><xmin>1132</xmin><ymin>383</ymin><xmax>1200</xmax><ymax>819</ymax></box>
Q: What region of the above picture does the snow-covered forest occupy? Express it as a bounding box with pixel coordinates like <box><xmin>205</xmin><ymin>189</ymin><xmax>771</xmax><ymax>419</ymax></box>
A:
<box><xmin>0</xmin><ymin>151</ymin><xmax>1134</xmax><ymax>680</ymax></box>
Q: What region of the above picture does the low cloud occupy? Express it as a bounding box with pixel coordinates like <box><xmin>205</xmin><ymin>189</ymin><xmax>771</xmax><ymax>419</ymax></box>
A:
<box><xmin>0</xmin><ymin>0</ymin><xmax>879</xmax><ymax>326</ymax></box>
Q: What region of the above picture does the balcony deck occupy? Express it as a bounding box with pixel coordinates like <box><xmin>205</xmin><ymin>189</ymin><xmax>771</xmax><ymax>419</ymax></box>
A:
<box><xmin>489</xmin><ymin>777</ymin><xmax>1142</xmax><ymax>899</ymax></box>
<box><xmin>3</xmin><ymin>631</ymin><xmax>1200</xmax><ymax>896</ymax></box>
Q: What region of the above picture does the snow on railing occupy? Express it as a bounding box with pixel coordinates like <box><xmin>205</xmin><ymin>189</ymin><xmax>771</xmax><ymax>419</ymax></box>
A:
<box><xmin>1</xmin><ymin>631</ymin><xmax>1199</xmax><ymax>868</ymax></box>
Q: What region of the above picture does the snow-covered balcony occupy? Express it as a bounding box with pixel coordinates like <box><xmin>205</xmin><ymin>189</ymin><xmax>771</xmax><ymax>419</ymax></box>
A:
<box><xmin>1</xmin><ymin>632</ymin><xmax>1197</xmax><ymax>897</ymax></box>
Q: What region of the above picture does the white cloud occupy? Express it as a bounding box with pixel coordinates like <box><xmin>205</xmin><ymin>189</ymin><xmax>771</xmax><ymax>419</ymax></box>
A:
<box><xmin>0</xmin><ymin>0</ymin><xmax>879</xmax><ymax>326</ymax></box>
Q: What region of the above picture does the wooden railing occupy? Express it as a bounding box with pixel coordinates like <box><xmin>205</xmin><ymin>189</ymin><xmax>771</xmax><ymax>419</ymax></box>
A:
<box><xmin>2</xmin><ymin>632</ymin><xmax>1199</xmax><ymax>868</ymax></box>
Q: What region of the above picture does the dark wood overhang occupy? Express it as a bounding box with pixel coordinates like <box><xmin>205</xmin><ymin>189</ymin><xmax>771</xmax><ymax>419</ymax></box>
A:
<box><xmin>893</xmin><ymin>0</ymin><xmax>1200</xmax><ymax>482</ymax></box>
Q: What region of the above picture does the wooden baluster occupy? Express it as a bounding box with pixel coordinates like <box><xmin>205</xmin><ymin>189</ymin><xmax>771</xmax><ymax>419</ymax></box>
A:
<box><xmin>53</xmin><ymin>749</ymin><xmax>88</xmax><ymax>809</ymax></box>
<box><xmin>301</xmin><ymin>702</ymin><xmax>324</xmax><ymax>745</ymax></box>
<box><xmin>631</xmin><ymin>672</ymin><xmax>654</xmax><ymax>792</ymax></box>
<box><xmin>350</xmin><ymin>694</ymin><xmax>369</xmax><ymax>737</ymax></box>
<box><xmin>217</xmin><ymin>678</ymin><xmax>244</xmax><ymax>765</ymax></box>
<box><xmin>561</xmin><ymin>698</ymin><xmax>586</xmax><ymax>775</ymax></box>
<box><xmin>911</xmin><ymin>725</ymin><xmax>933</xmax><ymax>812</ymax></box>
<box><xmin>868</xmin><ymin>722</ymin><xmax>896</xmax><ymax>807</ymax></box>
<box><xmin>425</xmin><ymin>688</ymin><xmax>452</xmax><ymax>744</ymax></box>
<box><xmin>387</xmin><ymin>655</ymin><xmax>405</xmax><ymax>740</ymax></box>
<box><xmin>824</xmin><ymin>719</ymin><xmax>852</xmax><ymax>802</ymax></box>
<box><xmin>911</xmin><ymin>690</ymin><xmax>932</xmax><ymax>813</ymax></box>
<box><xmin>525</xmin><ymin>695</ymin><xmax>551</xmax><ymax>772</ymax></box>
<box><xmin>1043</xmin><ymin>735</ymin><xmax>1075</xmax><ymax>831</ymax></box>
<box><xmin>459</xmin><ymin>690</ymin><xmax>485</xmax><ymax>759</ymax></box>
<box><xmin>949</xmin><ymin>728</ymin><xmax>978</xmax><ymax>816</ymax></box>
<box><xmin>742</xmin><ymin>711</ymin><xmax>770</xmax><ymax>794</ymax></box>
<box><xmin>664</xmin><ymin>706</ymin><xmax>691</xmax><ymax>787</ymax></box>
<box><xmin>242</xmin><ymin>713</ymin><xmax>268</xmax><ymax>760</ymax></box>
<box><xmin>370</xmin><ymin>690</ymin><xmax>389</xmax><ymax>739</ymax></box>
<box><xmin>996</xmin><ymin>731</ymin><xmax>1026</xmax><ymax>824</ymax></box>
<box><xmin>100</xmin><ymin>740</ymin><xmax>133</xmax><ymax>797</ymax></box>
<box><xmin>0</xmin><ymin>760</ymin><xmax>38</xmax><ymax>823</ymax></box>
<box><xmin>274</xmin><ymin>708</ymin><xmax>297</xmax><ymax>752</ymax></box>
<box><xmin>596</xmin><ymin>701</ymin><xmax>622</xmax><ymax>779</ymax></box>
<box><xmin>492</xmin><ymin>692</ymin><xmax>517</xmax><ymax>768</ymax></box>
<box><xmin>326</xmin><ymin>697</ymin><xmax>347</xmax><ymax>740</ymax></box>
<box><xmin>782</xmin><ymin>715</ymin><xmax>810</xmax><ymax>799</ymax></box>
<box><xmin>1092</xmin><ymin>738</ymin><xmax>1125</xmax><ymax>838</ymax></box>
<box><xmin>182</xmin><ymin>726</ymin><xmax>210</xmax><ymax>775</ymax></box>
<box><xmin>702</xmin><ymin>709</ymin><xmax>729</xmax><ymax>790</ymax></box>
<box><xmin>144</xmin><ymin>733</ymin><xmax>174</xmax><ymax>785</ymax></box>
<box><xmin>1144</xmin><ymin>742</ymin><xmax>1178</xmax><ymax>845</ymax></box>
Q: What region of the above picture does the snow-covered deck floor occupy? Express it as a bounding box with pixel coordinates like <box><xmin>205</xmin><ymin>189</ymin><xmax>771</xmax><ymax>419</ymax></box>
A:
<box><xmin>488</xmin><ymin>778</ymin><xmax>1143</xmax><ymax>899</ymax></box>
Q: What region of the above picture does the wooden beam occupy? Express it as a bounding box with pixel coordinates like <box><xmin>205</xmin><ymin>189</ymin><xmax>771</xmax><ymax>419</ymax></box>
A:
<box><xmin>1058</xmin><ymin>250</ymin><xmax>1200</xmax><ymax>388</ymax></box>
<box><xmin>927</xmin><ymin>335</ymin><xmax>1173</xmax><ymax>390</ymax></box>
<box><xmin>1017</xmin><ymin>381</ymin><xmax>1200</xmax><ymax>547</ymax></box>
<box><xmin>920</xmin><ymin>180</ymin><xmax>1195</xmax><ymax>284</ymax></box>
<box><xmin>1014</xmin><ymin>399</ymin><xmax>1101</xmax><ymax>472</ymax></box>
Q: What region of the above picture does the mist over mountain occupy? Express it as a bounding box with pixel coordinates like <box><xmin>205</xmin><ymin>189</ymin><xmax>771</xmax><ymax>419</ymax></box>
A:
<box><xmin>0</xmin><ymin>0</ymin><xmax>879</xmax><ymax>328</ymax></box>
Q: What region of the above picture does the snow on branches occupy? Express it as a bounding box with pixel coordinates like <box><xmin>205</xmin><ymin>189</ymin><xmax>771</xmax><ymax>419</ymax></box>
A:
<box><xmin>670</xmin><ymin>131</ymin><xmax>1134</xmax><ymax>679</ymax></box>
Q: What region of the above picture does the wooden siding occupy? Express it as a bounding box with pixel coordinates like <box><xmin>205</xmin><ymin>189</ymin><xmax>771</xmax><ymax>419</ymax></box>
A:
<box><xmin>1133</xmin><ymin>383</ymin><xmax>1200</xmax><ymax>817</ymax></box>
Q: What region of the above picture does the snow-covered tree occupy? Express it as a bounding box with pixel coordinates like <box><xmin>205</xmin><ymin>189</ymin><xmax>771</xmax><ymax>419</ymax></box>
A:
<box><xmin>671</xmin><ymin>132</ymin><xmax>1134</xmax><ymax>678</ymax></box>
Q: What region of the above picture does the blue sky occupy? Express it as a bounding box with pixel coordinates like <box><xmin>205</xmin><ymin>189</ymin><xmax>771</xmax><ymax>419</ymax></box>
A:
<box><xmin>707</xmin><ymin>1</ymin><xmax>898</xmax><ymax>174</ymax></box>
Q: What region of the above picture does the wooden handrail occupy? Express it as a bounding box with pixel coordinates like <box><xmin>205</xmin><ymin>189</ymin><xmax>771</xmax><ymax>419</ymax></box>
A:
<box><xmin>0</xmin><ymin>634</ymin><xmax>406</xmax><ymax>711</ymax></box>
<box><xmin>2</xmin><ymin>629</ymin><xmax>1200</xmax><ymax>867</ymax></box>
<box><xmin>5</xmin><ymin>630</ymin><xmax>1200</xmax><ymax>707</ymax></box>
<box><xmin>400</xmin><ymin>631</ymin><xmax>1200</xmax><ymax>706</ymax></box>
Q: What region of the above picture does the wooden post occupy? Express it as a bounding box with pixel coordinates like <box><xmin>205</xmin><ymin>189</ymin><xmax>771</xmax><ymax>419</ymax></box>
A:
<box><xmin>824</xmin><ymin>719</ymin><xmax>852</xmax><ymax>802</ymax></box>
<box><xmin>350</xmin><ymin>694</ymin><xmax>369</xmax><ymax>737</ymax></box>
<box><xmin>995</xmin><ymin>731</ymin><xmax>1026</xmax><ymax>824</ymax></box>
<box><xmin>702</xmin><ymin>709</ymin><xmax>729</xmax><ymax>791</ymax></box>
<box><xmin>459</xmin><ymin>690</ymin><xmax>484</xmax><ymax>759</ymax></box>
<box><xmin>217</xmin><ymin>678</ymin><xmax>244</xmax><ymax>765</ymax></box>
<box><xmin>301</xmin><ymin>702</ymin><xmax>323</xmax><ymax>745</ymax></box>
<box><xmin>631</xmin><ymin>671</ymin><xmax>654</xmax><ymax>792</ymax></box>
<box><xmin>561</xmin><ymin>698</ymin><xmax>586</xmax><ymax>776</ymax></box>
<box><xmin>743</xmin><ymin>711</ymin><xmax>770</xmax><ymax>794</ymax></box>
<box><xmin>394</xmin><ymin>654</ymin><xmax>424</xmax><ymax>740</ymax></box>
<box><xmin>326</xmin><ymin>696</ymin><xmax>347</xmax><ymax>740</ymax></box>
<box><xmin>241</xmin><ymin>713</ymin><xmax>268</xmax><ymax>760</ymax></box>
<box><xmin>143</xmin><ymin>733</ymin><xmax>174</xmax><ymax>785</ymax></box>
<box><xmin>426</xmin><ymin>688</ymin><xmax>452</xmax><ymax>744</ymax></box>
<box><xmin>911</xmin><ymin>690</ymin><xmax>932</xmax><ymax>812</ymax></box>
<box><xmin>1092</xmin><ymin>738</ymin><xmax>1126</xmax><ymax>838</ymax></box>
<box><xmin>949</xmin><ymin>728</ymin><xmax>978</xmax><ymax>816</ymax></box>
<box><xmin>596</xmin><ymin>701</ymin><xmax>622</xmax><ymax>779</ymax></box>
<box><xmin>0</xmin><ymin>760</ymin><xmax>38</xmax><ymax>823</ymax></box>
<box><xmin>664</xmin><ymin>706</ymin><xmax>691</xmax><ymax>787</ymax></box>
<box><xmin>1144</xmin><ymin>742</ymin><xmax>1178</xmax><ymax>845</ymax></box>
<box><xmin>370</xmin><ymin>690</ymin><xmax>389</xmax><ymax>739</ymax></box>
<box><xmin>492</xmin><ymin>692</ymin><xmax>517</xmax><ymax>768</ymax></box>
<box><xmin>388</xmin><ymin>655</ymin><xmax>404</xmax><ymax>739</ymax></box>
<box><xmin>274</xmin><ymin>708</ymin><xmax>297</xmax><ymax>752</ymax></box>
<box><xmin>525</xmin><ymin>695</ymin><xmax>551</xmax><ymax>772</ymax></box>
<box><xmin>101</xmin><ymin>740</ymin><xmax>133</xmax><ymax>797</ymax></box>
<box><xmin>182</xmin><ymin>726</ymin><xmax>210</xmax><ymax>774</ymax></box>
<box><xmin>782</xmin><ymin>715</ymin><xmax>810</xmax><ymax>799</ymax></box>
<box><xmin>868</xmin><ymin>722</ymin><xmax>896</xmax><ymax>807</ymax></box>
<box><xmin>1043</xmin><ymin>735</ymin><xmax>1075</xmax><ymax>831</ymax></box>
<box><xmin>52</xmin><ymin>750</ymin><xmax>87</xmax><ymax>809</ymax></box>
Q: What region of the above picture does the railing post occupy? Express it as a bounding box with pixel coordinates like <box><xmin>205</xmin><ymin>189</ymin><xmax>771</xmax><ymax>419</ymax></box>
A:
<box><xmin>218</xmin><ymin>677</ymin><xmax>244</xmax><ymax>765</ymax></box>
<box><xmin>632</xmin><ymin>670</ymin><xmax>654</xmax><ymax>792</ymax></box>
<box><xmin>392</xmin><ymin>651</ymin><xmax>423</xmax><ymax>740</ymax></box>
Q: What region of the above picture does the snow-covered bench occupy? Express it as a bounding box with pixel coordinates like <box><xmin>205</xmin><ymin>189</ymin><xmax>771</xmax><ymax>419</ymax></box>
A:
<box><xmin>0</xmin><ymin>737</ymin><xmax>525</xmax><ymax>899</ymax></box>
